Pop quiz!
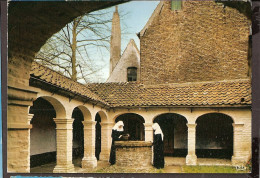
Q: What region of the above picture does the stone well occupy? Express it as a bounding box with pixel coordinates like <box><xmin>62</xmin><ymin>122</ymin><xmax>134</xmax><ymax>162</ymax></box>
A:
<box><xmin>114</xmin><ymin>141</ymin><xmax>153</xmax><ymax>168</ymax></box>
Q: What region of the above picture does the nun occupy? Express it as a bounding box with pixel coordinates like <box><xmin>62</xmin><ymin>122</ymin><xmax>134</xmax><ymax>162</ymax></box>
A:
<box><xmin>109</xmin><ymin>121</ymin><xmax>124</xmax><ymax>165</ymax></box>
<box><xmin>152</xmin><ymin>123</ymin><xmax>165</xmax><ymax>169</ymax></box>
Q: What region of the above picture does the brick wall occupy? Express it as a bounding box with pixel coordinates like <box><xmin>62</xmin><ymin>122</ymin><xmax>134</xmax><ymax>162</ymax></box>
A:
<box><xmin>140</xmin><ymin>1</ymin><xmax>250</xmax><ymax>85</ymax></box>
<box><xmin>115</xmin><ymin>141</ymin><xmax>152</xmax><ymax>168</ymax></box>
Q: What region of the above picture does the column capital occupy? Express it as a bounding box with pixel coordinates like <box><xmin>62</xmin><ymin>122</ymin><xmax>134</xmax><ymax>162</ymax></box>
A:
<box><xmin>82</xmin><ymin>120</ymin><xmax>96</xmax><ymax>126</ymax></box>
<box><xmin>54</xmin><ymin>118</ymin><xmax>74</xmax><ymax>124</ymax></box>
<box><xmin>143</xmin><ymin>122</ymin><xmax>153</xmax><ymax>127</ymax></box>
<box><xmin>100</xmin><ymin>122</ymin><xmax>114</xmax><ymax>127</ymax></box>
<box><xmin>144</xmin><ymin>122</ymin><xmax>153</xmax><ymax>131</ymax></box>
<box><xmin>232</xmin><ymin>123</ymin><xmax>244</xmax><ymax>127</ymax></box>
<box><xmin>54</xmin><ymin>118</ymin><xmax>74</xmax><ymax>130</ymax></box>
<box><xmin>28</xmin><ymin>114</ymin><xmax>34</xmax><ymax>123</ymax></box>
<box><xmin>187</xmin><ymin>123</ymin><xmax>197</xmax><ymax>128</ymax></box>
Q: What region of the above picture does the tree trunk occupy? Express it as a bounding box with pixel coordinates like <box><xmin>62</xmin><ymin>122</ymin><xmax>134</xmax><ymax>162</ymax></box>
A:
<box><xmin>71</xmin><ymin>19</ymin><xmax>77</xmax><ymax>81</ymax></box>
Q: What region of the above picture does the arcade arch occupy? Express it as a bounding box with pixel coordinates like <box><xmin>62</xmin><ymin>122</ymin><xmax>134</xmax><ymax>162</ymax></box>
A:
<box><xmin>29</xmin><ymin>97</ymin><xmax>57</xmax><ymax>170</ymax></box>
<box><xmin>72</xmin><ymin>107</ymin><xmax>84</xmax><ymax>167</ymax></box>
<box><xmin>195</xmin><ymin>113</ymin><xmax>234</xmax><ymax>159</ymax></box>
<box><xmin>153</xmin><ymin>113</ymin><xmax>188</xmax><ymax>157</ymax></box>
<box><xmin>115</xmin><ymin>113</ymin><xmax>145</xmax><ymax>141</ymax></box>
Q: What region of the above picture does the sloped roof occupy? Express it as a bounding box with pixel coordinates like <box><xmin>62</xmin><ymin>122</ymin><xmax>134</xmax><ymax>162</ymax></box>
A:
<box><xmin>30</xmin><ymin>62</ymin><xmax>251</xmax><ymax>108</ymax></box>
<box><xmin>107</xmin><ymin>39</ymin><xmax>140</xmax><ymax>82</ymax></box>
<box><xmin>139</xmin><ymin>1</ymin><xmax>164</xmax><ymax>37</ymax></box>
<box><xmin>30</xmin><ymin>62</ymin><xmax>108</xmax><ymax>105</ymax></box>
<box><xmin>86</xmin><ymin>79</ymin><xmax>251</xmax><ymax>107</ymax></box>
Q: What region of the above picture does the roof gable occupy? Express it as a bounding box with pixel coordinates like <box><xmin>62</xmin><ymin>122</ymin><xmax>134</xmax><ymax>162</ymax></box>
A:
<box><xmin>139</xmin><ymin>1</ymin><xmax>164</xmax><ymax>37</ymax></box>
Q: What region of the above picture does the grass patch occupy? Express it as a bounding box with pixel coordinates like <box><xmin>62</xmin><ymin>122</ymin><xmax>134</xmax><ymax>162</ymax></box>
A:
<box><xmin>183</xmin><ymin>165</ymin><xmax>250</xmax><ymax>173</ymax></box>
<box><xmin>92</xmin><ymin>165</ymin><xmax>165</xmax><ymax>173</ymax></box>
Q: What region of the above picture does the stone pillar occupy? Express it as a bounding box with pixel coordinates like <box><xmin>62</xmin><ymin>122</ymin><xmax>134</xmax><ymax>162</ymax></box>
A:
<box><xmin>53</xmin><ymin>118</ymin><xmax>75</xmax><ymax>173</ymax></box>
<box><xmin>144</xmin><ymin>123</ymin><xmax>153</xmax><ymax>142</ymax></box>
<box><xmin>186</xmin><ymin>123</ymin><xmax>197</xmax><ymax>165</ymax></box>
<box><xmin>82</xmin><ymin>121</ymin><xmax>97</xmax><ymax>169</ymax></box>
<box><xmin>232</xmin><ymin>123</ymin><xmax>248</xmax><ymax>165</ymax></box>
<box><xmin>7</xmin><ymin>85</ymin><xmax>38</xmax><ymax>173</ymax></box>
<box><xmin>100</xmin><ymin>122</ymin><xmax>114</xmax><ymax>161</ymax></box>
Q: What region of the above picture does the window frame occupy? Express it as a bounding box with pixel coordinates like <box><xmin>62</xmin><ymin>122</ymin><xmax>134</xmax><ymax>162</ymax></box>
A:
<box><xmin>127</xmin><ymin>67</ymin><xmax>137</xmax><ymax>82</ymax></box>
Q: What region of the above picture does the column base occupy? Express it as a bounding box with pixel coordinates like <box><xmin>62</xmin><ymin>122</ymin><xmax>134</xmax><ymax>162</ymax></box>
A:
<box><xmin>186</xmin><ymin>154</ymin><xmax>197</xmax><ymax>165</ymax></box>
<box><xmin>82</xmin><ymin>157</ymin><xmax>97</xmax><ymax>169</ymax></box>
<box><xmin>232</xmin><ymin>156</ymin><xmax>247</xmax><ymax>166</ymax></box>
<box><xmin>99</xmin><ymin>152</ymin><xmax>109</xmax><ymax>161</ymax></box>
<box><xmin>53</xmin><ymin>163</ymin><xmax>75</xmax><ymax>173</ymax></box>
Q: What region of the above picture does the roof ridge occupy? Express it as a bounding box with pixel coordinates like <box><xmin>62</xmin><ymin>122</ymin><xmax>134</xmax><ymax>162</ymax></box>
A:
<box><xmin>143</xmin><ymin>79</ymin><xmax>251</xmax><ymax>88</ymax></box>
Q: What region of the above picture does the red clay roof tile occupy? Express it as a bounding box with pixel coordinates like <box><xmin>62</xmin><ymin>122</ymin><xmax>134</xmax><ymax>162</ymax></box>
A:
<box><xmin>31</xmin><ymin>62</ymin><xmax>251</xmax><ymax>108</ymax></box>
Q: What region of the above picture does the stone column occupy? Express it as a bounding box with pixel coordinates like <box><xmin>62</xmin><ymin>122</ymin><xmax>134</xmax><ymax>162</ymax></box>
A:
<box><xmin>100</xmin><ymin>122</ymin><xmax>114</xmax><ymax>161</ymax></box>
<box><xmin>144</xmin><ymin>123</ymin><xmax>153</xmax><ymax>142</ymax></box>
<box><xmin>144</xmin><ymin>122</ymin><xmax>153</xmax><ymax>165</ymax></box>
<box><xmin>7</xmin><ymin>85</ymin><xmax>38</xmax><ymax>173</ymax></box>
<box><xmin>232</xmin><ymin>123</ymin><xmax>248</xmax><ymax>165</ymax></box>
<box><xmin>82</xmin><ymin>120</ymin><xmax>97</xmax><ymax>169</ymax></box>
<box><xmin>186</xmin><ymin>123</ymin><xmax>197</xmax><ymax>165</ymax></box>
<box><xmin>53</xmin><ymin>118</ymin><xmax>75</xmax><ymax>173</ymax></box>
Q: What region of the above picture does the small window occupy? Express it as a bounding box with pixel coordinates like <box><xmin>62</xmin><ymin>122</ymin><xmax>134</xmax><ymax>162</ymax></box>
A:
<box><xmin>171</xmin><ymin>0</ymin><xmax>182</xmax><ymax>11</ymax></box>
<box><xmin>127</xmin><ymin>67</ymin><xmax>137</xmax><ymax>82</ymax></box>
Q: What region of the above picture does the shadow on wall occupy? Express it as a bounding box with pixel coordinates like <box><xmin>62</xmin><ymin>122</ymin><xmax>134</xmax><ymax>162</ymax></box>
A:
<box><xmin>29</xmin><ymin>98</ymin><xmax>57</xmax><ymax>168</ymax></box>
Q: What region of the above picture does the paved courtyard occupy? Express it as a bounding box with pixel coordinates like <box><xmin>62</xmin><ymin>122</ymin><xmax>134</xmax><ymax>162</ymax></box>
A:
<box><xmin>30</xmin><ymin>157</ymin><xmax>232</xmax><ymax>173</ymax></box>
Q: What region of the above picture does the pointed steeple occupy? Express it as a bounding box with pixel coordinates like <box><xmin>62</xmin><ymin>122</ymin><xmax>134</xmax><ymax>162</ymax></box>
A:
<box><xmin>110</xmin><ymin>6</ymin><xmax>121</xmax><ymax>74</ymax></box>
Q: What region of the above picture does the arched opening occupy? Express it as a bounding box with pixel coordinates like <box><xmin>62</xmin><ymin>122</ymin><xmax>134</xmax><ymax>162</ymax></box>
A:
<box><xmin>95</xmin><ymin>113</ymin><xmax>101</xmax><ymax>160</ymax></box>
<box><xmin>153</xmin><ymin>113</ymin><xmax>188</xmax><ymax>157</ymax></box>
<box><xmin>29</xmin><ymin>97</ymin><xmax>56</xmax><ymax>169</ymax></box>
<box><xmin>72</xmin><ymin>107</ymin><xmax>84</xmax><ymax>167</ymax></box>
<box><xmin>196</xmin><ymin>113</ymin><xmax>233</xmax><ymax>159</ymax></box>
<box><xmin>115</xmin><ymin>113</ymin><xmax>145</xmax><ymax>141</ymax></box>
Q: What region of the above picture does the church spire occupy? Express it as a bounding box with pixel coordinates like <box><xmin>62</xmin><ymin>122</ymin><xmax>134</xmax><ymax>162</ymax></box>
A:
<box><xmin>110</xmin><ymin>6</ymin><xmax>121</xmax><ymax>74</ymax></box>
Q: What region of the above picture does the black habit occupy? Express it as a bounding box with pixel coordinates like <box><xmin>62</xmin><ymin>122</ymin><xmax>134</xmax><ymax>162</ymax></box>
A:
<box><xmin>153</xmin><ymin>133</ymin><xmax>165</xmax><ymax>169</ymax></box>
<box><xmin>109</xmin><ymin>129</ymin><xmax>123</xmax><ymax>165</ymax></box>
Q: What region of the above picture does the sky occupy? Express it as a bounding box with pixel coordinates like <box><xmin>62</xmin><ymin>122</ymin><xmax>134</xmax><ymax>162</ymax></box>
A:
<box><xmin>38</xmin><ymin>1</ymin><xmax>160</xmax><ymax>83</ymax></box>
<box><xmin>95</xmin><ymin>1</ymin><xmax>160</xmax><ymax>82</ymax></box>
<box><xmin>118</xmin><ymin>1</ymin><xmax>160</xmax><ymax>51</ymax></box>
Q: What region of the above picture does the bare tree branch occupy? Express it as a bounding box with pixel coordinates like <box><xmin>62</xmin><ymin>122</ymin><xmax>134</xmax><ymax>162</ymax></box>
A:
<box><xmin>35</xmin><ymin>7</ymin><xmax>128</xmax><ymax>83</ymax></box>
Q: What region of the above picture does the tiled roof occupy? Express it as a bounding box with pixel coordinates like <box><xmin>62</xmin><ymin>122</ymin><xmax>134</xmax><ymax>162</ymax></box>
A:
<box><xmin>30</xmin><ymin>62</ymin><xmax>108</xmax><ymax>105</ymax></box>
<box><xmin>30</xmin><ymin>62</ymin><xmax>251</xmax><ymax>108</ymax></box>
<box><xmin>86</xmin><ymin>80</ymin><xmax>251</xmax><ymax>107</ymax></box>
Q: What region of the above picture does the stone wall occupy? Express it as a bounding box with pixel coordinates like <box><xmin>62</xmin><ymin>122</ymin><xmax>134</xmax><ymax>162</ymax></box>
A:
<box><xmin>140</xmin><ymin>1</ymin><xmax>250</xmax><ymax>85</ymax></box>
<box><xmin>8</xmin><ymin>129</ymin><xmax>30</xmax><ymax>172</ymax></box>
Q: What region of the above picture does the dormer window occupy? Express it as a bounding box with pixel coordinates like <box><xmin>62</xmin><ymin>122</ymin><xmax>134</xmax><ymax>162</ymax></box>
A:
<box><xmin>127</xmin><ymin>67</ymin><xmax>137</xmax><ymax>82</ymax></box>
